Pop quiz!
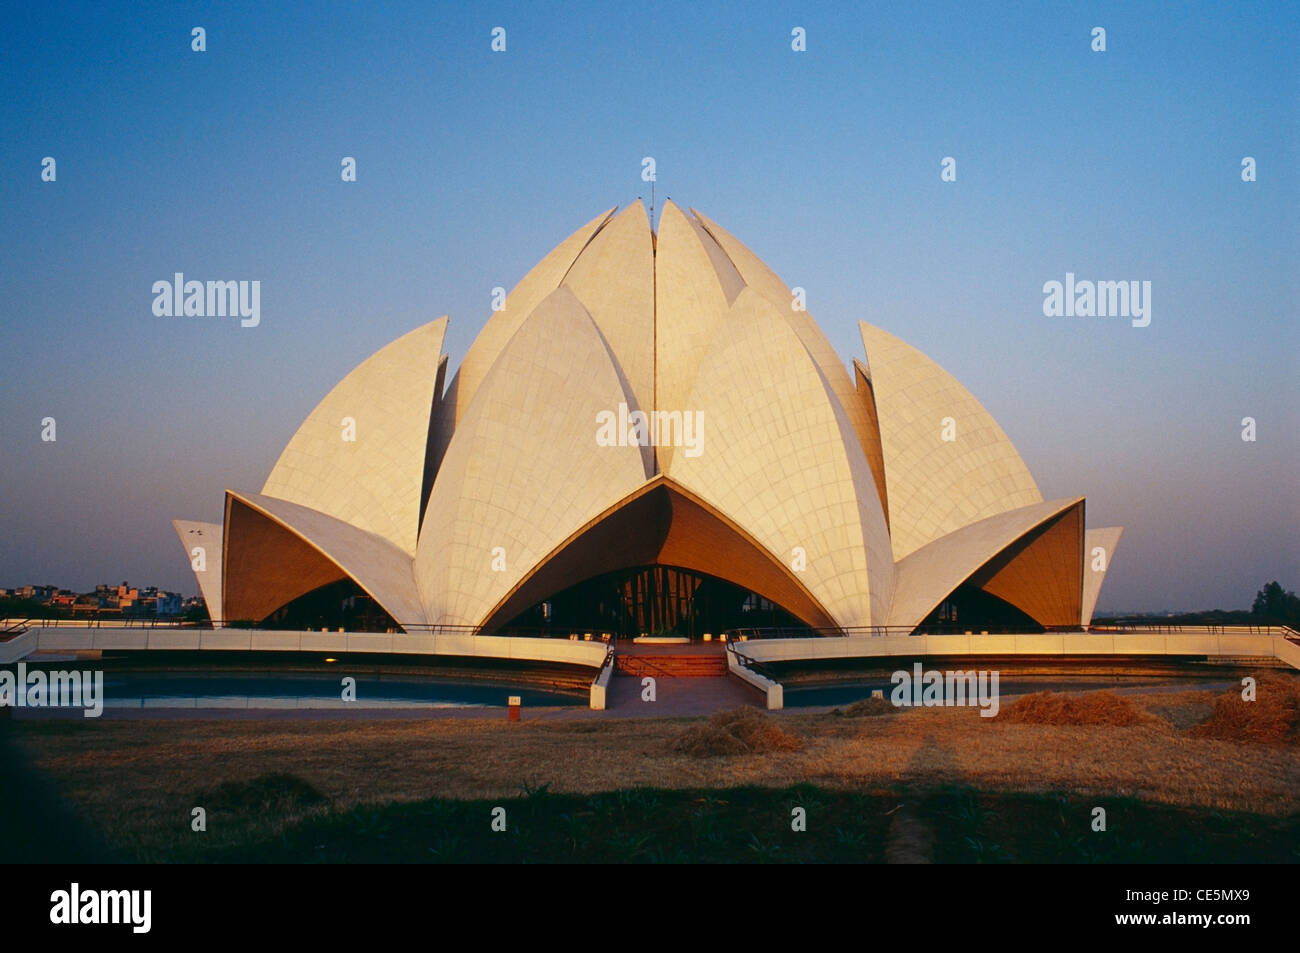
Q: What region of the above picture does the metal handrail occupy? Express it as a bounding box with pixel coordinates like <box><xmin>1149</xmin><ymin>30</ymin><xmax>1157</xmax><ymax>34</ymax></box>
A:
<box><xmin>1086</xmin><ymin>623</ymin><xmax>1297</xmax><ymax>635</ymax></box>
<box><xmin>400</xmin><ymin>623</ymin><xmax>614</xmax><ymax>641</ymax></box>
<box><xmin>0</xmin><ymin>618</ymin><xmax>610</xmax><ymax>639</ymax></box>
<box><xmin>723</xmin><ymin>623</ymin><xmax>1300</xmax><ymax>640</ymax></box>
<box><xmin>724</xmin><ymin>625</ymin><xmax>949</xmax><ymax>639</ymax></box>
<box><xmin>9</xmin><ymin>615</ymin><xmax>1295</xmax><ymax>640</ymax></box>
<box><xmin>614</xmin><ymin>653</ymin><xmax>679</xmax><ymax>679</ymax></box>
<box><xmin>0</xmin><ymin>618</ymin><xmax>33</xmax><ymax>639</ymax></box>
<box><xmin>0</xmin><ymin>615</ymin><xmax>210</xmax><ymax>630</ymax></box>
<box><xmin>726</xmin><ymin>641</ymin><xmax>777</xmax><ymax>681</ymax></box>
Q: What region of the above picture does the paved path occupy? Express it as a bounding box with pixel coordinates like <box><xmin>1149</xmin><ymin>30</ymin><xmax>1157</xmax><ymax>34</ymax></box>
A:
<box><xmin>605</xmin><ymin>673</ymin><xmax>761</xmax><ymax>716</ymax></box>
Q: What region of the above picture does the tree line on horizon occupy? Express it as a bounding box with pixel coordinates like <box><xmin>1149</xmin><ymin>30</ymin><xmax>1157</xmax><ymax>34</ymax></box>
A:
<box><xmin>1095</xmin><ymin>580</ymin><xmax>1300</xmax><ymax>627</ymax></box>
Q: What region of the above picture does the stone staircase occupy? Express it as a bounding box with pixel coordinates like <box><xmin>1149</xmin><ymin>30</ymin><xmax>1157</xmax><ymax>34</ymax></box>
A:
<box><xmin>614</xmin><ymin>653</ymin><xmax>729</xmax><ymax>678</ymax></box>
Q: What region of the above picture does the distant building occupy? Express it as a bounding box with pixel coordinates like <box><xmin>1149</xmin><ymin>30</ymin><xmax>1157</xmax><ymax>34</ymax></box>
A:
<box><xmin>155</xmin><ymin>592</ymin><xmax>183</xmax><ymax>617</ymax></box>
<box><xmin>16</xmin><ymin>585</ymin><xmax>56</xmax><ymax>602</ymax></box>
<box><xmin>71</xmin><ymin>594</ymin><xmax>106</xmax><ymax>616</ymax></box>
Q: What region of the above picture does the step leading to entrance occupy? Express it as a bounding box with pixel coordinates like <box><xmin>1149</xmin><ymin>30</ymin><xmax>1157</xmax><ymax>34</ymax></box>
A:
<box><xmin>615</xmin><ymin>654</ymin><xmax>729</xmax><ymax>678</ymax></box>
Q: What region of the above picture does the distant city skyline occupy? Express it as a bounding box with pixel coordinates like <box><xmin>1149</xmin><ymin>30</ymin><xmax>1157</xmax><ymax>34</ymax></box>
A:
<box><xmin>1</xmin><ymin>1</ymin><xmax>1296</xmax><ymax>613</ymax></box>
<box><xmin>1</xmin><ymin>580</ymin><xmax>189</xmax><ymax>620</ymax></box>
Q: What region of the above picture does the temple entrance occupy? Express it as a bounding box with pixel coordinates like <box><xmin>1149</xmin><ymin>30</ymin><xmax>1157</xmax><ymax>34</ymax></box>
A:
<box><xmin>917</xmin><ymin>583</ymin><xmax>1044</xmax><ymax>633</ymax></box>
<box><xmin>256</xmin><ymin>579</ymin><xmax>399</xmax><ymax>632</ymax></box>
<box><xmin>500</xmin><ymin>564</ymin><xmax>804</xmax><ymax>640</ymax></box>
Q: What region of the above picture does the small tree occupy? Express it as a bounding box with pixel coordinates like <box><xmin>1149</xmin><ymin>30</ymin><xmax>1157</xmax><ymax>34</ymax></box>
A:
<box><xmin>1251</xmin><ymin>581</ymin><xmax>1300</xmax><ymax>624</ymax></box>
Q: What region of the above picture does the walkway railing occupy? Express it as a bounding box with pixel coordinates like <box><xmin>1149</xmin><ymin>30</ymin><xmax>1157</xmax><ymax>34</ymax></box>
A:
<box><xmin>724</xmin><ymin>624</ymin><xmax>1037</xmax><ymax>639</ymax></box>
<box><xmin>724</xmin><ymin>623</ymin><xmax>1300</xmax><ymax>640</ymax></box>
<box><xmin>1086</xmin><ymin>623</ymin><xmax>1297</xmax><ymax>635</ymax></box>
<box><xmin>615</xmin><ymin>653</ymin><xmax>680</xmax><ymax>679</ymax></box>
<box><xmin>726</xmin><ymin>641</ymin><xmax>777</xmax><ymax>681</ymax></box>
<box><xmin>10</xmin><ymin>617</ymin><xmax>1297</xmax><ymax>642</ymax></box>
<box><xmin>1</xmin><ymin>616</ymin><xmax>213</xmax><ymax>630</ymax></box>
<box><xmin>0</xmin><ymin>617</ymin><xmax>619</xmax><ymax>640</ymax></box>
<box><xmin>0</xmin><ymin>618</ymin><xmax>32</xmax><ymax>640</ymax></box>
<box><xmin>402</xmin><ymin>624</ymin><xmax>619</xmax><ymax>642</ymax></box>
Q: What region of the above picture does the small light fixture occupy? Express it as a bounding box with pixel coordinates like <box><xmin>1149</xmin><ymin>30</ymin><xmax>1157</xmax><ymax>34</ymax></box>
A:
<box><xmin>324</xmin><ymin>657</ymin><xmax>337</xmax><ymax>663</ymax></box>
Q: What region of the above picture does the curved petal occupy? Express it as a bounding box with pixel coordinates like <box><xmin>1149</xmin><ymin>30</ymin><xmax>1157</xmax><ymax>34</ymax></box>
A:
<box><xmin>561</xmin><ymin>202</ymin><xmax>655</xmax><ymax>414</ymax></box>
<box><xmin>415</xmin><ymin>286</ymin><xmax>651</xmax><ymax>626</ymax></box>
<box><xmin>668</xmin><ymin>286</ymin><xmax>895</xmax><ymax>627</ymax></box>
<box><xmin>431</xmin><ymin>206</ymin><xmax>617</xmax><ymax>468</ymax></box>
<box><xmin>653</xmin><ymin>201</ymin><xmax>743</xmax><ymax>471</ymax></box>
<box><xmin>888</xmin><ymin>498</ymin><xmax>1084</xmax><ymax>629</ymax></box>
<box><xmin>261</xmin><ymin>317</ymin><xmax>448</xmax><ymax>555</ymax></box>
<box><xmin>860</xmin><ymin>321</ymin><xmax>1043</xmax><ymax>561</ymax></box>
<box><xmin>1082</xmin><ymin>527</ymin><xmax>1124</xmax><ymax>626</ymax></box>
<box><xmin>478</xmin><ymin>477</ymin><xmax>841</xmax><ymax>632</ymax></box>
<box><xmin>171</xmin><ymin>520</ymin><xmax>223</xmax><ymax>626</ymax></box>
<box><xmin>692</xmin><ymin>208</ymin><xmax>887</xmax><ymax>498</ymax></box>
<box><xmin>224</xmin><ymin>490</ymin><xmax>425</xmax><ymax>627</ymax></box>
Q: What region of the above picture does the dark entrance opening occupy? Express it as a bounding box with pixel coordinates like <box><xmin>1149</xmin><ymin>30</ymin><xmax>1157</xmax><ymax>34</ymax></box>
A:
<box><xmin>500</xmin><ymin>564</ymin><xmax>804</xmax><ymax>638</ymax></box>
<box><xmin>253</xmin><ymin>579</ymin><xmax>400</xmax><ymax>633</ymax></box>
<box><xmin>917</xmin><ymin>582</ymin><xmax>1043</xmax><ymax>633</ymax></box>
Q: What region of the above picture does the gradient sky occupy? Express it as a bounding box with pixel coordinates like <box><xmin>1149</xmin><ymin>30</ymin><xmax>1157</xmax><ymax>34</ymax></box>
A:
<box><xmin>1</xmin><ymin>1</ymin><xmax>1296</xmax><ymax>613</ymax></box>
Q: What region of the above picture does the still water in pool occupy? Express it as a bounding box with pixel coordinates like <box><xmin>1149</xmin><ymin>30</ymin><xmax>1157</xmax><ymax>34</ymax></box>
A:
<box><xmin>100</xmin><ymin>671</ymin><xmax>583</xmax><ymax>709</ymax></box>
<box><xmin>782</xmin><ymin>676</ymin><xmax>1224</xmax><ymax>709</ymax></box>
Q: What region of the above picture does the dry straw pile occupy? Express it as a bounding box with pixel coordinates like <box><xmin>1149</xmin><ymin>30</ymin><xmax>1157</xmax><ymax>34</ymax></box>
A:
<box><xmin>668</xmin><ymin>706</ymin><xmax>804</xmax><ymax>757</ymax></box>
<box><xmin>1003</xmin><ymin>690</ymin><xmax>1159</xmax><ymax>726</ymax></box>
<box><xmin>1191</xmin><ymin>674</ymin><xmax>1300</xmax><ymax>746</ymax></box>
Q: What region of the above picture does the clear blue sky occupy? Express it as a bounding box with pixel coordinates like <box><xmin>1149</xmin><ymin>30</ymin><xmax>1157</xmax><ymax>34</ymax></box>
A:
<box><xmin>1</xmin><ymin>0</ymin><xmax>1296</xmax><ymax>613</ymax></box>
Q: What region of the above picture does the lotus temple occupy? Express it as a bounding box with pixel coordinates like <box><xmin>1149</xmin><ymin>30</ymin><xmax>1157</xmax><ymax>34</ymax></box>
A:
<box><xmin>171</xmin><ymin>200</ymin><xmax>1123</xmax><ymax>640</ymax></box>
<box><xmin>9</xmin><ymin>200</ymin><xmax>1297</xmax><ymax>709</ymax></box>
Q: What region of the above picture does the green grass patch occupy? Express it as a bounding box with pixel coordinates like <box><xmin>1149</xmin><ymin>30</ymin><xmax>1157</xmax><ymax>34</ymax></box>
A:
<box><xmin>152</xmin><ymin>781</ymin><xmax>1300</xmax><ymax>864</ymax></box>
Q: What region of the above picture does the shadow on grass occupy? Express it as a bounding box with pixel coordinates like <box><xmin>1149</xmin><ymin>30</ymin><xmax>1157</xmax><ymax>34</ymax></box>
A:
<box><xmin>0</xmin><ymin>716</ymin><xmax>120</xmax><ymax>863</ymax></box>
<box><xmin>925</xmin><ymin>784</ymin><xmax>1300</xmax><ymax>864</ymax></box>
<box><xmin>165</xmin><ymin>781</ymin><xmax>1299</xmax><ymax>864</ymax></box>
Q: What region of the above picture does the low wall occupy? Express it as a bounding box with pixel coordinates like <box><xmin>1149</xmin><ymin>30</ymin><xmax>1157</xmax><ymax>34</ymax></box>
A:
<box><xmin>726</xmin><ymin>650</ymin><xmax>784</xmax><ymax>710</ymax></box>
<box><xmin>589</xmin><ymin>652</ymin><xmax>616</xmax><ymax>710</ymax></box>
<box><xmin>0</xmin><ymin>629</ymin><xmax>37</xmax><ymax>665</ymax></box>
<box><xmin>1276</xmin><ymin>638</ymin><xmax>1300</xmax><ymax>671</ymax></box>
<box><xmin>17</xmin><ymin>627</ymin><xmax>610</xmax><ymax>670</ymax></box>
<box><xmin>734</xmin><ymin>630</ymin><xmax>1297</xmax><ymax>670</ymax></box>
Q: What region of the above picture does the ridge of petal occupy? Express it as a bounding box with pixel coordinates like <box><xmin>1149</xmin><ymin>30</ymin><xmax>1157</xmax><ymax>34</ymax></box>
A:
<box><xmin>561</xmin><ymin>202</ymin><xmax>655</xmax><ymax>415</ymax></box>
<box><xmin>692</xmin><ymin>208</ymin><xmax>888</xmax><ymax>510</ymax></box>
<box><xmin>654</xmin><ymin>201</ymin><xmax>743</xmax><ymax>471</ymax></box>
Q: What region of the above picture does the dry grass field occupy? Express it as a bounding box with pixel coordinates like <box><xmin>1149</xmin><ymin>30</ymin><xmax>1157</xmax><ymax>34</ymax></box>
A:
<box><xmin>2</xmin><ymin>672</ymin><xmax>1297</xmax><ymax>861</ymax></box>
